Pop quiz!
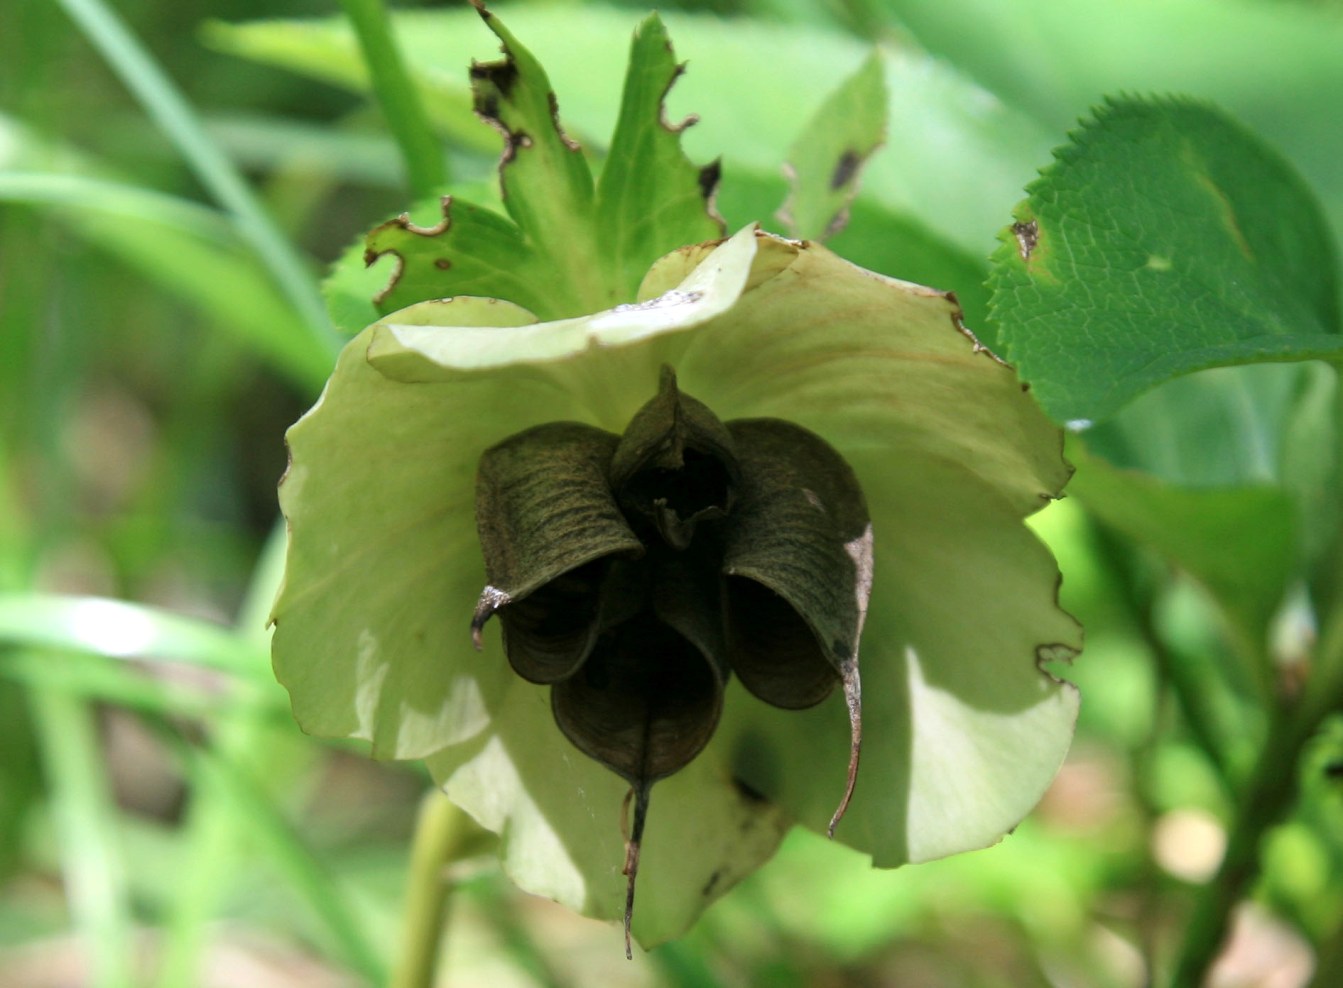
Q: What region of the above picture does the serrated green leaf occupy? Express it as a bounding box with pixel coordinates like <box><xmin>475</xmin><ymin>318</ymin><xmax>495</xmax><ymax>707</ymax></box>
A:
<box><xmin>595</xmin><ymin>14</ymin><xmax>724</xmax><ymax>300</ymax></box>
<box><xmin>322</xmin><ymin>179</ymin><xmax>507</xmax><ymax>335</ymax></box>
<box><xmin>206</xmin><ymin>7</ymin><xmax>1053</xmax><ymax>253</ymax></box>
<box><xmin>323</xmin><ymin>11</ymin><xmax>728</xmax><ymax>328</ymax></box>
<box><xmin>471</xmin><ymin>7</ymin><xmax>608</xmax><ymax>312</ymax></box>
<box><xmin>360</xmin><ymin>195</ymin><xmax>557</xmax><ymax>317</ymax></box>
<box><xmin>990</xmin><ymin>97</ymin><xmax>1341</xmax><ymax>425</ymax></box>
<box><xmin>322</xmin><ymin>231</ymin><xmax>392</xmax><ymax>337</ymax></box>
<box><xmin>781</xmin><ymin>53</ymin><xmax>886</xmax><ymax>241</ymax></box>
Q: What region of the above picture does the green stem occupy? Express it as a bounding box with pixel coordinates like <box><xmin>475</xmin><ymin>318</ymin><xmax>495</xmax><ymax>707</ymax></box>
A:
<box><xmin>53</xmin><ymin>0</ymin><xmax>340</xmax><ymax>359</ymax></box>
<box><xmin>160</xmin><ymin>721</ymin><xmax>389</xmax><ymax>982</ymax></box>
<box><xmin>1309</xmin><ymin>912</ymin><xmax>1343</xmax><ymax>988</ymax></box>
<box><xmin>337</xmin><ymin>0</ymin><xmax>447</xmax><ymax>199</ymax></box>
<box><xmin>1167</xmin><ymin>609</ymin><xmax>1343</xmax><ymax>988</ymax></box>
<box><xmin>391</xmin><ymin>789</ymin><xmax>470</xmax><ymax>988</ymax></box>
<box><xmin>150</xmin><ymin>754</ymin><xmax>240</xmax><ymax>988</ymax></box>
<box><xmin>1092</xmin><ymin>523</ymin><xmax>1237</xmax><ymax>793</ymax></box>
<box><xmin>29</xmin><ymin>681</ymin><xmax>135</xmax><ymax>988</ymax></box>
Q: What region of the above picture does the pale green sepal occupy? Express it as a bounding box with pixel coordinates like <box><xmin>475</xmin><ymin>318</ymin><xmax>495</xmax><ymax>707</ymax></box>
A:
<box><xmin>366</xmin><ymin>296</ymin><xmax>539</xmax><ymax>381</ymax></box>
<box><xmin>276</xmin><ymin>225</ymin><xmax>1079</xmax><ymax>920</ymax></box>
<box><xmin>471</xmin><ymin>7</ymin><xmax>608</xmax><ymax>312</ymax></box>
<box><xmin>723</xmin><ymin>451</ymin><xmax>1080</xmax><ymax>866</ymax></box>
<box><xmin>272</xmin><ymin>320</ymin><xmax>592</xmax><ymax>759</ymax></box>
<box><xmin>426</xmin><ymin>678</ymin><xmax>790</xmax><ymax>949</ymax></box>
<box><xmin>674</xmin><ymin>241</ymin><xmax>1070</xmax><ymax>515</ymax></box>
<box><xmin>366</xmin><ymin>224</ymin><xmax>759</xmax><ymax>379</ymax></box>
<box><xmin>663</xmin><ymin>236</ymin><xmax>1080</xmax><ymax>864</ymax></box>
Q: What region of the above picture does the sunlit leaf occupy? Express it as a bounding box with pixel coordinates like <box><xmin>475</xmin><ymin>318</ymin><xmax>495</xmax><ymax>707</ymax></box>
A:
<box><xmin>990</xmin><ymin>97</ymin><xmax>1340</xmax><ymax>425</ymax></box>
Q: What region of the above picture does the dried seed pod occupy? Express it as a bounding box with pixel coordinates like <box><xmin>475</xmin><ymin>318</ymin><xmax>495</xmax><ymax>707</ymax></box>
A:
<box><xmin>550</xmin><ymin>548</ymin><xmax>731</xmax><ymax>958</ymax></box>
<box><xmin>473</xmin><ymin>374</ymin><xmax>874</xmax><ymax>955</ymax></box>
<box><xmin>473</xmin><ymin>422</ymin><xmax>644</xmax><ymax>683</ymax></box>
<box><xmin>609</xmin><ymin>366</ymin><xmax>740</xmax><ymax>550</ymax></box>
<box><xmin>722</xmin><ymin>418</ymin><xmax>873</xmax><ymax>835</ymax></box>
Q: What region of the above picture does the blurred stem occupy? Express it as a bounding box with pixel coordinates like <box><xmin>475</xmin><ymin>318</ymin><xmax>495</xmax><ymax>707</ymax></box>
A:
<box><xmin>154</xmin><ymin>523</ymin><xmax>331</xmax><ymax>987</ymax></box>
<box><xmin>1091</xmin><ymin>523</ymin><xmax>1237</xmax><ymax>794</ymax></box>
<box><xmin>53</xmin><ymin>0</ymin><xmax>340</xmax><ymax>359</ymax></box>
<box><xmin>392</xmin><ymin>790</ymin><xmax>471</xmax><ymax>988</ymax></box>
<box><xmin>1309</xmin><ymin>912</ymin><xmax>1343</xmax><ymax>988</ymax></box>
<box><xmin>150</xmin><ymin>749</ymin><xmax>241</xmax><ymax>988</ymax></box>
<box><xmin>1132</xmin><ymin>676</ymin><xmax>1174</xmax><ymax>980</ymax></box>
<box><xmin>1167</xmin><ymin>616</ymin><xmax>1343</xmax><ymax>987</ymax></box>
<box><xmin>30</xmin><ymin>679</ymin><xmax>136</xmax><ymax>988</ymax></box>
<box><xmin>338</xmin><ymin>0</ymin><xmax>447</xmax><ymax>199</ymax></box>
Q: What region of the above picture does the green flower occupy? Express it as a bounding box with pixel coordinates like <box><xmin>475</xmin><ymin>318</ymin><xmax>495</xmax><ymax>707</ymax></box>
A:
<box><xmin>271</xmin><ymin>223</ymin><xmax>1080</xmax><ymax>947</ymax></box>
<box><xmin>271</xmin><ymin>5</ymin><xmax>1079</xmax><ymax>952</ymax></box>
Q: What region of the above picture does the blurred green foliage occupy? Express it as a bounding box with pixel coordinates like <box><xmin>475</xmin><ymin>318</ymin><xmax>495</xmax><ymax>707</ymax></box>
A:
<box><xmin>2</xmin><ymin>0</ymin><xmax>1342</xmax><ymax>986</ymax></box>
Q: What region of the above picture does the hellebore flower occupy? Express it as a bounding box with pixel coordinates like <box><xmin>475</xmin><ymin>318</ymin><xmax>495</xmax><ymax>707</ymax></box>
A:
<box><xmin>271</xmin><ymin>4</ymin><xmax>1079</xmax><ymax>955</ymax></box>
<box><xmin>272</xmin><ymin>224</ymin><xmax>1081</xmax><ymax>948</ymax></box>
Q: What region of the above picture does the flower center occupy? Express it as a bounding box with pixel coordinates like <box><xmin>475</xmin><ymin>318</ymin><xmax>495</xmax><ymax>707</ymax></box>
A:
<box><xmin>471</xmin><ymin>366</ymin><xmax>870</xmax><ymax>954</ymax></box>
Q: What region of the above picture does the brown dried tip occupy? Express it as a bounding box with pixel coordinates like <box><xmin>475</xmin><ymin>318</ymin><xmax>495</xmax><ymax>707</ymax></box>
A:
<box><xmin>470</xmin><ymin>585</ymin><xmax>511</xmax><ymax>650</ymax></box>
<box><xmin>622</xmin><ymin>784</ymin><xmax>652</xmax><ymax>960</ymax></box>
<box><xmin>827</xmin><ymin>662</ymin><xmax>862</xmax><ymax>839</ymax></box>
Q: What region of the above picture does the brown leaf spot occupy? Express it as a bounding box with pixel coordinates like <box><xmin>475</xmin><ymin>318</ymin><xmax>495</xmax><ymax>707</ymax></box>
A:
<box><xmin>433</xmin><ymin>258</ymin><xmax>452</xmax><ymax>271</ymax></box>
<box><xmin>1013</xmin><ymin>220</ymin><xmax>1040</xmax><ymax>261</ymax></box>
<box><xmin>698</xmin><ymin>159</ymin><xmax>722</xmax><ymax>202</ymax></box>
<box><xmin>830</xmin><ymin>149</ymin><xmax>861</xmax><ymax>191</ymax></box>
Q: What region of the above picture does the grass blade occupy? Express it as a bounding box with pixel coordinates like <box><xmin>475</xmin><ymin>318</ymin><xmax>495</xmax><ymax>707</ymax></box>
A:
<box><xmin>29</xmin><ymin>681</ymin><xmax>136</xmax><ymax>988</ymax></box>
<box><xmin>52</xmin><ymin>0</ymin><xmax>342</xmax><ymax>362</ymax></box>
<box><xmin>338</xmin><ymin>0</ymin><xmax>447</xmax><ymax>199</ymax></box>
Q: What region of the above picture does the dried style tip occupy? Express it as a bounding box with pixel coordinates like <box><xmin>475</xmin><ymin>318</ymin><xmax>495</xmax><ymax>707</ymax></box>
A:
<box><xmin>623</xmin><ymin>783</ymin><xmax>651</xmax><ymax>960</ymax></box>
<box><xmin>828</xmin><ymin>661</ymin><xmax>863</xmax><ymax>838</ymax></box>
<box><xmin>471</xmin><ymin>585</ymin><xmax>511</xmax><ymax>650</ymax></box>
